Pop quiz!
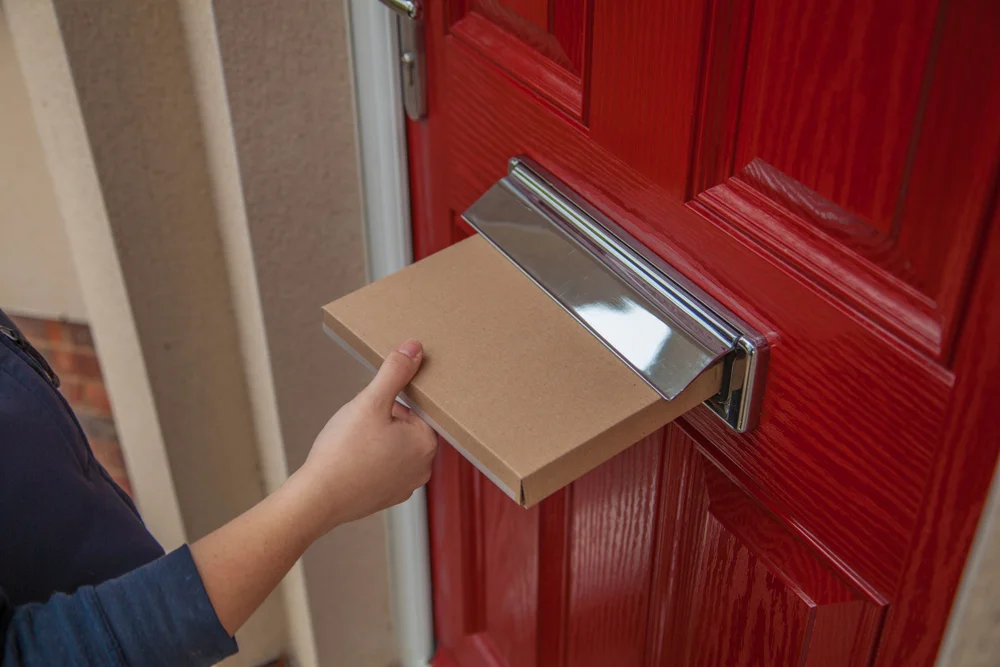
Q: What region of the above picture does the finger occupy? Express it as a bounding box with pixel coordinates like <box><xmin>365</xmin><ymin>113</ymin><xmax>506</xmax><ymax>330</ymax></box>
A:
<box><xmin>409</xmin><ymin>415</ymin><xmax>437</xmax><ymax>448</ymax></box>
<box><xmin>363</xmin><ymin>339</ymin><xmax>423</xmax><ymax>412</ymax></box>
<box><xmin>391</xmin><ymin>401</ymin><xmax>412</xmax><ymax>421</ymax></box>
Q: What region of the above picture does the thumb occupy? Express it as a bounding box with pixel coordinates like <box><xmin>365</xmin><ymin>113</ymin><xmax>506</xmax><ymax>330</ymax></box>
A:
<box><xmin>363</xmin><ymin>339</ymin><xmax>423</xmax><ymax>411</ymax></box>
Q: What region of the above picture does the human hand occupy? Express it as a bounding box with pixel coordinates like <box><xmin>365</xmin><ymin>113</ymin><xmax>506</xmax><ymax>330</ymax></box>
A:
<box><xmin>291</xmin><ymin>339</ymin><xmax>438</xmax><ymax>537</ymax></box>
<box><xmin>192</xmin><ymin>341</ymin><xmax>436</xmax><ymax>636</ymax></box>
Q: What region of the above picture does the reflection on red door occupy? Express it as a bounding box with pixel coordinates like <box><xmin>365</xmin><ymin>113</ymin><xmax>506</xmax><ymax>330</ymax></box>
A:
<box><xmin>407</xmin><ymin>0</ymin><xmax>1000</xmax><ymax>665</ymax></box>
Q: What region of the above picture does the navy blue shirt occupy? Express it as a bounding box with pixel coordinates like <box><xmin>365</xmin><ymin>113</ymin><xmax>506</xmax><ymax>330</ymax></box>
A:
<box><xmin>0</xmin><ymin>310</ymin><xmax>237</xmax><ymax>665</ymax></box>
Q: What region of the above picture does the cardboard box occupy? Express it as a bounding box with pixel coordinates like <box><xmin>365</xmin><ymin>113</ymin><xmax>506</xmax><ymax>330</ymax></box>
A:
<box><xmin>322</xmin><ymin>235</ymin><xmax>721</xmax><ymax>507</ymax></box>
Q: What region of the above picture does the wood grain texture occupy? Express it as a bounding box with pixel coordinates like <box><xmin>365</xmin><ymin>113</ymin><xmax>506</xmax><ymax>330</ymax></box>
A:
<box><xmin>651</xmin><ymin>427</ymin><xmax>885</xmax><ymax>667</ymax></box>
<box><xmin>874</xmin><ymin>199</ymin><xmax>1000</xmax><ymax>667</ymax></box>
<box><xmin>733</xmin><ymin>0</ymin><xmax>940</xmax><ymax>237</ymax></box>
<box><xmin>689</xmin><ymin>516</ymin><xmax>813</xmax><ymax>666</ymax></box>
<box><xmin>471</xmin><ymin>0</ymin><xmax>569</xmax><ymax>69</ymax></box>
<box><xmin>428</xmin><ymin>440</ymin><xmax>484</xmax><ymax>647</ymax></box>
<box><xmin>888</xmin><ymin>0</ymin><xmax>1000</xmax><ymax>361</ymax></box>
<box><xmin>691</xmin><ymin>0</ymin><xmax>1000</xmax><ymax>359</ymax></box>
<box><xmin>414</xmin><ymin>0</ymin><xmax>1000</xmax><ymax>665</ymax></box>
<box><xmin>564</xmin><ymin>433</ymin><xmax>663</xmax><ymax>666</ymax></box>
<box><xmin>452</xmin><ymin>0</ymin><xmax>590</xmax><ymax>118</ymax></box>
<box><xmin>440</xmin><ymin>39</ymin><xmax>946</xmax><ymax>595</ymax></box>
<box><xmin>589</xmin><ymin>0</ymin><xmax>705</xmax><ymax>198</ymax></box>
<box><xmin>492</xmin><ymin>0</ymin><xmax>548</xmax><ymax>30</ymax></box>
<box><xmin>688</xmin><ymin>0</ymin><xmax>753</xmax><ymax>198</ymax></box>
<box><xmin>451</xmin><ymin>13</ymin><xmax>583</xmax><ymax>118</ymax></box>
<box><xmin>535</xmin><ymin>488</ymin><xmax>570</xmax><ymax>667</ymax></box>
<box><xmin>481</xmin><ymin>478</ymin><xmax>539</xmax><ymax>667</ymax></box>
<box><xmin>551</xmin><ymin>0</ymin><xmax>587</xmax><ymax>75</ymax></box>
<box><xmin>644</xmin><ymin>427</ymin><xmax>711</xmax><ymax>667</ymax></box>
<box><xmin>691</xmin><ymin>180</ymin><xmax>943</xmax><ymax>364</ymax></box>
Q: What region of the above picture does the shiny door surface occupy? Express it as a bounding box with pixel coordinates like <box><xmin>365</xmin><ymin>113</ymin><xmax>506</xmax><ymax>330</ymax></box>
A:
<box><xmin>408</xmin><ymin>1</ymin><xmax>1000</xmax><ymax>665</ymax></box>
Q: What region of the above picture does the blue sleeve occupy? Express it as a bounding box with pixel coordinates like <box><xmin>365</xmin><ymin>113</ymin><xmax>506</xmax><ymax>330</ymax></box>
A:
<box><xmin>1</xmin><ymin>546</ymin><xmax>238</xmax><ymax>667</ymax></box>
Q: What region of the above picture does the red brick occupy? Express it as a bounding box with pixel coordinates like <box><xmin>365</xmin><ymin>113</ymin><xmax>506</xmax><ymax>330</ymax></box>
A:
<box><xmin>31</xmin><ymin>340</ymin><xmax>54</xmax><ymax>355</ymax></box>
<box><xmin>60</xmin><ymin>377</ymin><xmax>85</xmax><ymax>404</ymax></box>
<box><xmin>45</xmin><ymin>348</ymin><xmax>76</xmax><ymax>375</ymax></box>
<box><xmin>45</xmin><ymin>339</ymin><xmax>76</xmax><ymax>353</ymax></box>
<box><xmin>73</xmin><ymin>351</ymin><xmax>102</xmax><ymax>379</ymax></box>
<box><xmin>44</xmin><ymin>320</ymin><xmax>64</xmax><ymax>345</ymax></box>
<box><xmin>64</xmin><ymin>322</ymin><xmax>94</xmax><ymax>350</ymax></box>
<box><xmin>81</xmin><ymin>381</ymin><xmax>112</xmax><ymax>416</ymax></box>
<box><xmin>9</xmin><ymin>315</ymin><xmax>47</xmax><ymax>343</ymax></box>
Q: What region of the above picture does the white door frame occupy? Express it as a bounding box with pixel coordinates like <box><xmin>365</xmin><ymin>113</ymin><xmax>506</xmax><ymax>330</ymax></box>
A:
<box><xmin>345</xmin><ymin>2</ymin><xmax>434</xmax><ymax>665</ymax></box>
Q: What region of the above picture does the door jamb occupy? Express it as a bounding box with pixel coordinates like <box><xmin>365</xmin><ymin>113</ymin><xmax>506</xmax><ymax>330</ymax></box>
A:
<box><xmin>345</xmin><ymin>2</ymin><xmax>434</xmax><ymax>665</ymax></box>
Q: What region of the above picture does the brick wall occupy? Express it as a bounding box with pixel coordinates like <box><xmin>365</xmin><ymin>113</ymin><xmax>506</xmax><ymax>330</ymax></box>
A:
<box><xmin>10</xmin><ymin>315</ymin><xmax>133</xmax><ymax>497</ymax></box>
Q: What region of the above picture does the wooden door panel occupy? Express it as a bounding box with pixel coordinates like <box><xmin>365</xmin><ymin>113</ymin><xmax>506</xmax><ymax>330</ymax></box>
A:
<box><xmin>564</xmin><ymin>434</ymin><xmax>663</xmax><ymax>666</ymax></box>
<box><xmin>439</xmin><ymin>41</ymin><xmax>945</xmax><ymax>596</ymax></box>
<box><xmin>648</xmin><ymin>428</ymin><xmax>885</xmax><ymax>667</ymax></box>
<box><xmin>732</xmin><ymin>0</ymin><xmax>939</xmax><ymax>236</ymax></box>
<box><xmin>433</xmin><ymin>0</ymin><xmax>999</xmax><ymax>360</ymax></box>
<box><xmin>447</xmin><ymin>0</ymin><xmax>591</xmax><ymax>118</ymax></box>
<box><xmin>589</xmin><ymin>1</ymin><xmax>705</xmax><ymax>197</ymax></box>
<box><xmin>415</xmin><ymin>0</ymin><xmax>1000</xmax><ymax>665</ymax></box>
<box><xmin>431</xmin><ymin>433</ymin><xmax>667</xmax><ymax>667</ymax></box>
<box><xmin>876</xmin><ymin>205</ymin><xmax>1000</xmax><ymax>665</ymax></box>
<box><xmin>492</xmin><ymin>0</ymin><xmax>548</xmax><ymax>30</ymax></box>
<box><xmin>691</xmin><ymin>0</ymin><xmax>1000</xmax><ymax>358</ymax></box>
<box><xmin>432</xmin><ymin>423</ymin><xmax>887</xmax><ymax>667</ymax></box>
<box><xmin>481</xmin><ymin>477</ymin><xmax>539</xmax><ymax>667</ymax></box>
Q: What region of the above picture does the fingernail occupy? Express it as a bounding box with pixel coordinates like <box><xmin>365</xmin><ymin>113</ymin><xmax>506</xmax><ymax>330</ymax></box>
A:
<box><xmin>397</xmin><ymin>339</ymin><xmax>422</xmax><ymax>359</ymax></box>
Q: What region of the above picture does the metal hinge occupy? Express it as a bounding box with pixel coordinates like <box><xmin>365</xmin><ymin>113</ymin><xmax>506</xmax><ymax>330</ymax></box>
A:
<box><xmin>378</xmin><ymin>0</ymin><xmax>426</xmax><ymax>120</ymax></box>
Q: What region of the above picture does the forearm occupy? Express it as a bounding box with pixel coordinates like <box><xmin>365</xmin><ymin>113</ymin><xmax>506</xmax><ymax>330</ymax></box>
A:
<box><xmin>1</xmin><ymin>472</ymin><xmax>332</xmax><ymax>667</ymax></box>
<box><xmin>191</xmin><ymin>339</ymin><xmax>436</xmax><ymax>637</ymax></box>
<box><xmin>189</xmin><ymin>470</ymin><xmax>332</xmax><ymax>636</ymax></box>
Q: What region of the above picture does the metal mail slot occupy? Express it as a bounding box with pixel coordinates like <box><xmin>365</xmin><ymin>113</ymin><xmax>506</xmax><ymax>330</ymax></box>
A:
<box><xmin>462</xmin><ymin>157</ymin><xmax>768</xmax><ymax>432</ymax></box>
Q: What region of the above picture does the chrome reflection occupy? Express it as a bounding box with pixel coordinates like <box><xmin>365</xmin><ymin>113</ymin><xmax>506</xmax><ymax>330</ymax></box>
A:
<box><xmin>461</xmin><ymin>157</ymin><xmax>769</xmax><ymax>432</ymax></box>
<box><xmin>575</xmin><ymin>301</ymin><xmax>671</xmax><ymax>374</ymax></box>
<box><xmin>463</xmin><ymin>168</ymin><xmax>729</xmax><ymax>401</ymax></box>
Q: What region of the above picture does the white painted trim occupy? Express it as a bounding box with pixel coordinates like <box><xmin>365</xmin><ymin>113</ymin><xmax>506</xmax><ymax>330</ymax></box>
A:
<box><xmin>3</xmin><ymin>0</ymin><xmax>187</xmax><ymax>551</ymax></box>
<box><xmin>345</xmin><ymin>2</ymin><xmax>434</xmax><ymax>666</ymax></box>
<box><xmin>348</xmin><ymin>1</ymin><xmax>414</xmax><ymax>282</ymax></box>
<box><xmin>174</xmin><ymin>4</ymin><xmax>319</xmax><ymax>667</ymax></box>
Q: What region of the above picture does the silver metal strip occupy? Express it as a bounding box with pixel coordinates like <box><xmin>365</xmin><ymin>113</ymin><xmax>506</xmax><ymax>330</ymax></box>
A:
<box><xmin>377</xmin><ymin>0</ymin><xmax>421</xmax><ymax>20</ymax></box>
<box><xmin>395</xmin><ymin>12</ymin><xmax>426</xmax><ymax>120</ymax></box>
<box><xmin>462</xmin><ymin>157</ymin><xmax>768</xmax><ymax>432</ymax></box>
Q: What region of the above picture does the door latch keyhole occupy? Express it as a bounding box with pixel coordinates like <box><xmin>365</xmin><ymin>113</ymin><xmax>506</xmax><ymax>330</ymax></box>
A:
<box><xmin>377</xmin><ymin>0</ymin><xmax>426</xmax><ymax>120</ymax></box>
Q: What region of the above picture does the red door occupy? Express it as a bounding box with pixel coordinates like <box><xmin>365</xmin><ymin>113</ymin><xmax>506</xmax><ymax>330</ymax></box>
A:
<box><xmin>407</xmin><ymin>1</ymin><xmax>1000</xmax><ymax>665</ymax></box>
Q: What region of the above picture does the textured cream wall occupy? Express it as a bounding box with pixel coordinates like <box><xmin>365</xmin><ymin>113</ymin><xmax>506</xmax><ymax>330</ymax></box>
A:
<box><xmin>4</xmin><ymin>1</ymin><xmax>286</xmax><ymax>664</ymax></box>
<box><xmin>211</xmin><ymin>2</ymin><xmax>398</xmax><ymax>665</ymax></box>
<box><xmin>47</xmin><ymin>0</ymin><xmax>269</xmax><ymax>548</ymax></box>
<box><xmin>4</xmin><ymin>0</ymin><xmax>189</xmax><ymax>554</ymax></box>
<box><xmin>6</xmin><ymin>0</ymin><xmax>396</xmax><ymax>665</ymax></box>
<box><xmin>0</xmin><ymin>11</ymin><xmax>85</xmax><ymax>321</ymax></box>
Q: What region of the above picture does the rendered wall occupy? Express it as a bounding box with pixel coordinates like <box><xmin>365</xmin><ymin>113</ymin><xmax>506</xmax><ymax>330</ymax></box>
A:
<box><xmin>0</xmin><ymin>11</ymin><xmax>85</xmax><ymax>321</ymax></box>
